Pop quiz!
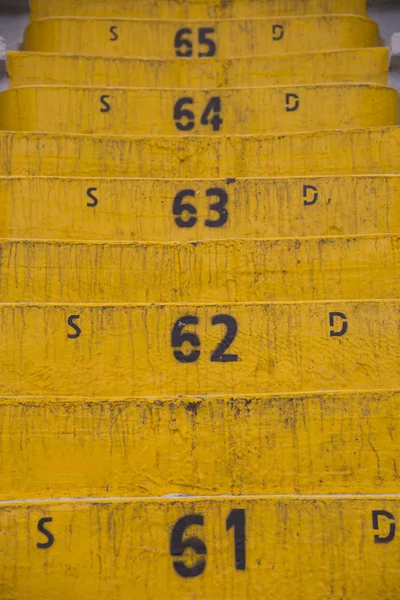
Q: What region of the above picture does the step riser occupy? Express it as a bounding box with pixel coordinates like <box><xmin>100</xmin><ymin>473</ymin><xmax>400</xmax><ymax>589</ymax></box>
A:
<box><xmin>1</xmin><ymin>176</ymin><xmax>399</xmax><ymax>240</ymax></box>
<box><xmin>0</xmin><ymin>496</ymin><xmax>397</xmax><ymax>600</ymax></box>
<box><xmin>0</xmin><ymin>129</ymin><xmax>400</xmax><ymax>177</ymax></box>
<box><xmin>2</xmin><ymin>85</ymin><xmax>396</xmax><ymax>135</ymax></box>
<box><xmin>23</xmin><ymin>16</ymin><xmax>379</xmax><ymax>58</ymax></box>
<box><xmin>0</xmin><ymin>302</ymin><xmax>398</xmax><ymax>396</ymax></box>
<box><xmin>8</xmin><ymin>49</ymin><xmax>390</xmax><ymax>89</ymax></box>
<box><xmin>0</xmin><ymin>237</ymin><xmax>398</xmax><ymax>303</ymax></box>
<box><xmin>29</xmin><ymin>0</ymin><xmax>368</xmax><ymax>20</ymax></box>
<box><xmin>0</xmin><ymin>391</ymin><xmax>398</xmax><ymax>499</ymax></box>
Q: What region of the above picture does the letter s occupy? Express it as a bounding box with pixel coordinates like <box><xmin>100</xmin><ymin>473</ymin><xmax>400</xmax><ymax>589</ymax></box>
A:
<box><xmin>37</xmin><ymin>517</ymin><xmax>55</xmax><ymax>549</ymax></box>
<box><xmin>67</xmin><ymin>315</ymin><xmax>81</xmax><ymax>339</ymax></box>
<box><xmin>86</xmin><ymin>187</ymin><xmax>98</xmax><ymax>207</ymax></box>
<box><xmin>100</xmin><ymin>95</ymin><xmax>111</xmax><ymax>113</ymax></box>
<box><xmin>110</xmin><ymin>25</ymin><xmax>118</xmax><ymax>41</ymax></box>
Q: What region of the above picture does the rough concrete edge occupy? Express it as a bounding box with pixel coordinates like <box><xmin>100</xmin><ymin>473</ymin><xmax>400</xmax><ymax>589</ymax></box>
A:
<box><xmin>0</xmin><ymin>0</ymin><xmax>397</xmax><ymax>11</ymax></box>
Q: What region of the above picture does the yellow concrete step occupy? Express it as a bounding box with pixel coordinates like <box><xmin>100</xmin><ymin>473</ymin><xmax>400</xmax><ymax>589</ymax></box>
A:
<box><xmin>23</xmin><ymin>15</ymin><xmax>379</xmax><ymax>57</ymax></box>
<box><xmin>8</xmin><ymin>48</ymin><xmax>390</xmax><ymax>89</ymax></box>
<box><xmin>0</xmin><ymin>390</ymin><xmax>399</xmax><ymax>499</ymax></box>
<box><xmin>0</xmin><ymin>494</ymin><xmax>397</xmax><ymax>599</ymax></box>
<box><xmin>30</xmin><ymin>0</ymin><xmax>368</xmax><ymax>20</ymax></box>
<box><xmin>0</xmin><ymin>301</ymin><xmax>398</xmax><ymax>396</ymax></box>
<box><xmin>0</xmin><ymin>236</ymin><xmax>398</xmax><ymax>303</ymax></box>
<box><xmin>1</xmin><ymin>84</ymin><xmax>396</xmax><ymax>135</ymax></box>
<box><xmin>1</xmin><ymin>175</ymin><xmax>399</xmax><ymax>241</ymax></box>
<box><xmin>1</xmin><ymin>128</ymin><xmax>400</xmax><ymax>177</ymax></box>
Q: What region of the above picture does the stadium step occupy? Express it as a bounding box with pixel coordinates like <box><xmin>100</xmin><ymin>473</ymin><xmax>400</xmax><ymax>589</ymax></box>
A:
<box><xmin>0</xmin><ymin>128</ymin><xmax>400</xmax><ymax>177</ymax></box>
<box><xmin>7</xmin><ymin>48</ymin><xmax>390</xmax><ymax>89</ymax></box>
<box><xmin>0</xmin><ymin>84</ymin><xmax>397</xmax><ymax>135</ymax></box>
<box><xmin>0</xmin><ymin>235</ymin><xmax>398</xmax><ymax>303</ymax></box>
<box><xmin>0</xmin><ymin>301</ymin><xmax>398</xmax><ymax>396</ymax></box>
<box><xmin>23</xmin><ymin>15</ymin><xmax>380</xmax><ymax>57</ymax></box>
<box><xmin>29</xmin><ymin>0</ymin><xmax>369</xmax><ymax>20</ymax></box>
<box><xmin>0</xmin><ymin>175</ymin><xmax>399</xmax><ymax>240</ymax></box>
<box><xmin>0</xmin><ymin>390</ymin><xmax>398</xmax><ymax>499</ymax></box>
<box><xmin>0</xmin><ymin>495</ymin><xmax>397</xmax><ymax>600</ymax></box>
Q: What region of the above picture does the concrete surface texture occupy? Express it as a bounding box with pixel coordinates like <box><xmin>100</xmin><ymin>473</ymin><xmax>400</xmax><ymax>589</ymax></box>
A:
<box><xmin>0</xmin><ymin>2</ymin><xmax>398</xmax><ymax>87</ymax></box>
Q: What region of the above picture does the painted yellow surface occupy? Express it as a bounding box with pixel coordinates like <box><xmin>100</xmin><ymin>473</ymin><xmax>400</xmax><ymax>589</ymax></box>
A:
<box><xmin>29</xmin><ymin>0</ymin><xmax>368</xmax><ymax>20</ymax></box>
<box><xmin>8</xmin><ymin>48</ymin><xmax>390</xmax><ymax>89</ymax></box>
<box><xmin>0</xmin><ymin>495</ymin><xmax>398</xmax><ymax>599</ymax></box>
<box><xmin>23</xmin><ymin>16</ymin><xmax>379</xmax><ymax>58</ymax></box>
<box><xmin>0</xmin><ymin>84</ymin><xmax>396</xmax><ymax>135</ymax></box>
<box><xmin>0</xmin><ymin>235</ymin><xmax>398</xmax><ymax>303</ymax></box>
<box><xmin>1</xmin><ymin>175</ymin><xmax>400</xmax><ymax>241</ymax></box>
<box><xmin>0</xmin><ymin>301</ymin><xmax>398</xmax><ymax>396</ymax></box>
<box><xmin>1</xmin><ymin>128</ymin><xmax>400</xmax><ymax>177</ymax></box>
<box><xmin>0</xmin><ymin>390</ymin><xmax>399</xmax><ymax>499</ymax></box>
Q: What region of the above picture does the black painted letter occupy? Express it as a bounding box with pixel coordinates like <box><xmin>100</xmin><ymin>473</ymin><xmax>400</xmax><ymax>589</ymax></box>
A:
<box><xmin>67</xmin><ymin>315</ymin><xmax>82</xmax><ymax>339</ymax></box>
<box><xmin>272</xmin><ymin>24</ymin><xmax>284</xmax><ymax>41</ymax></box>
<box><xmin>329</xmin><ymin>312</ymin><xmax>348</xmax><ymax>337</ymax></box>
<box><xmin>100</xmin><ymin>95</ymin><xmax>111</xmax><ymax>113</ymax></box>
<box><xmin>286</xmin><ymin>93</ymin><xmax>300</xmax><ymax>112</ymax></box>
<box><xmin>372</xmin><ymin>510</ymin><xmax>396</xmax><ymax>544</ymax></box>
<box><xmin>109</xmin><ymin>26</ymin><xmax>118</xmax><ymax>41</ymax></box>
<box><xmin>303</xmin><ymin>184</ymin><xmax>318</xmax><ymax>206</ymax></box>
<box><xmin>86</xmin><ymin>187</ymin><xmax>98</xmax><ymax>207</ymax></box>
<box><xmin>37</xmin><ymin>517</ymin><xmax>55</xmax><ymax>549</ymax></box>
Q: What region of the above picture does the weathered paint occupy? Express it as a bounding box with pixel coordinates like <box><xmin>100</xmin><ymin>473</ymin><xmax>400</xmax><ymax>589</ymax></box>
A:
<box><xmin>0</xmin><ymin>84</ymin><xmax>396</xmax><ymax>135</ymax></box>
<box><xmin>7</xmin><ymin>48</ymin><xmax>390</xmax><ymax>89</ymax></box>
<box><xmin>0</xmin><ymin>495</ymin><xmax>398</xmax><ymax>599</ymax></box>
<box><xmin>0</xmin><ymin>390</ymin><xmax>399</xmax><ymax>499</ymax></box>
<box><xmin>23</xmin><ymin>16</ymin><xmax>379</xmax><ymax>57</ymax></box>
<box><xmin>0</xmin><ymin>301</ymin><xmax>398</xmax><ymax>396</ymax></box>
<box><xmin>1</xmin><ymin>175</ymin><xmax>399</xmax><ymax>241</ymax></box>
<box><xmin>0</xmin><ymin>128</ymin><xmax>400</xmax><ymax>177</ymax></box>
<box><xmin>0</xmin><ymin>236</ymin><xmax>398</xmax><ymax>302</ymax></box>
<box><xmin>29</xmin><ymin>0</ymin><xmax>368</xmax><ymax>20</ymax></box>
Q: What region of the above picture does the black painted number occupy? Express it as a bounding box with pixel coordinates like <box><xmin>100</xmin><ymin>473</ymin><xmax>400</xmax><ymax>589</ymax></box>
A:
<box><xmin>210</xmin><ymin>315</ymin><xmax>238</xmax><ymax>362</ymax></box>
<box><xmin>171</xmin><ymin>510</ymin><xmax>246</xmax><ymax>578</ymax></box>
<box><xmin>173</xmin><ymin>188</ymin><xmax>228</xmax><ymax>228</ymax></box>
<box><xmin>171</xmin><ymin>316</ymin><xmax>200</xmax><ymax>364</ymax></box>
<box><xmin>200</xmin><ymin>97</ymin><xmax>222</xmax><ymax>131</ymax></box>
<box><xmin>174</xmin><ymin>97</ymin><xmax>195</xmax><ymax>131</ymax></box>
<box><xmin>174</xmin><ymin>97</ymin><xmax>223</xmax><ymax>132</ymax></box>
<box><xmin>170</xmin><ymin>514</ymin><xmax>207</xmax><ymax>578</ymax></box>
<box><xmin>174</xmin><ymin>27</ymin><xmax>216</xmax><ymax>57</ymax></box>
<box><xmin>226</xmin><ymin>509</ymin><xmax>246</xmax><ymax>570</ymax></box>
<box><xmin>171</xmin><ymin>315</ymin><xmax>238</xmax><ymax>363</ymax></box>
